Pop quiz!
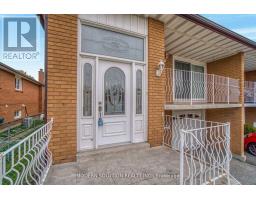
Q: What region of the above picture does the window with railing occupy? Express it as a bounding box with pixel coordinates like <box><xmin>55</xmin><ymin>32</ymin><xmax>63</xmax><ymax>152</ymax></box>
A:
<box><xmin>165</xmin><ymin>63</ymin><xmax>240</xmax><ymax>105</ymax></box>
<box><xmin>174</xmin><ymin>60</ymin><xmax>205</xmax><ymax>101</ymax></box>
<box><xmin>244</xmin><ymin>81</ymin><xmax>256</xmax><ymax>104</ymax></box>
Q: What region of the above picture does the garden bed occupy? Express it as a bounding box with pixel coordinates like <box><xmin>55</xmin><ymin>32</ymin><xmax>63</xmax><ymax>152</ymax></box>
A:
<box><xmin>0</xmin><ymin>119</ymin><xmax>45</xmax><ymax>152</ymax></box>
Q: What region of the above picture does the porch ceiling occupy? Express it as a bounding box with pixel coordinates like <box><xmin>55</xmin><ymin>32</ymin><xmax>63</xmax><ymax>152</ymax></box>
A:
<box><xmin>148</xmin><ymin>14</ymin><xmax>256</xmax><ymax>72</ymax></box>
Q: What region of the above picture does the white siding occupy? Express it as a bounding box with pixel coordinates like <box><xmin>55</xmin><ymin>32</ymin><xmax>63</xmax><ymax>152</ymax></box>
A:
<box><xmin>79</xmin><ymin>14</ymin><xmax>148</xmax><ymax>36</ymax></box>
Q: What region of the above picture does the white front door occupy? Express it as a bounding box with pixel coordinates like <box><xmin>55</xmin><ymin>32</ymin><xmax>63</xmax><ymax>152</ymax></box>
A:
<box><xmin>97</xmin><ymin>60</ymin><xmax>131</xmax><ymax>146</ymax></box>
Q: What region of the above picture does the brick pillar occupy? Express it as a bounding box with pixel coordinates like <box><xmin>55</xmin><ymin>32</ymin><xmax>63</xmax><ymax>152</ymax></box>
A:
<box><xmin>206</xmin><ymin>53</ymin><xmax>245</xmax><ymax>157</ymax></box>
<box><xmin>47</xmin><ymin>15</ymin><xmax>78</xmax><ymax>164</ymax></box>
<box><xmin>148</xmin><ymin>18</ymin><xmax>165</xmax><ymax>146</ymax></box>
<box><xmin>165</xmin><ymin>54</ymin><xmax>173</xmax><ymax>103</ymax></box>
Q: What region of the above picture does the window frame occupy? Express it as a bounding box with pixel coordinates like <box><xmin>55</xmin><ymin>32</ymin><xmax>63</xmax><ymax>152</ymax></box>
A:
<box><xmin>15</xmin><ymin>76</ymin><xmax>22</xmax><ymax>91</ymax></box>
<box><xmin>173</xmin><ymin>56</ymin><xmax>206</xmax><ymax>102</ymax></box>
<box><xmin>14</xmin><ymin>110</ymin><xmax>22</xmax><ymax>119</ymax></box>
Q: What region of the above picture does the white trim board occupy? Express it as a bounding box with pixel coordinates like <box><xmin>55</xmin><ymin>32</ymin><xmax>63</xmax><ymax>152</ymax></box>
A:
<box><xmin>165</xmin><ymin>104</ymin><xmax>242</xmax><ymax>110</ymax></box>
<box><xmin>79</xmin><ymin>14</ymin><xmax>148</xmax><ymax>36</ymax></box>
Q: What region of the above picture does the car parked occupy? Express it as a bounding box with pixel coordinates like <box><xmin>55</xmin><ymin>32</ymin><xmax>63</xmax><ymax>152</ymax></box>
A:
<box><xmin>244</xmin><ymin>133</ymin><xmax>256</xmax><ymax>156</ymax></box>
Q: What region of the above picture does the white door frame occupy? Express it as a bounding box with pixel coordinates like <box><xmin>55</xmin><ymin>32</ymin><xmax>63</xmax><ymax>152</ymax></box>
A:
<box><xmin>78</xmin><ymin>55</ymin><xmax>147</xmax><ymax>151</ymax></box>
<box><xmin>77</xmin><ymin>19</ymin><xmax>148</xmax><ymax>151</ymax></box>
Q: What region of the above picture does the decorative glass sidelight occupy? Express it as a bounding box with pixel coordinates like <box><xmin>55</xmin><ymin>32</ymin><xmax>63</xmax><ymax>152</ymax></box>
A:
<box><xmin>104</xmin><ymin>67</ymin><xmax>125</xmax><ymax>115</ymax></box>
<box><xmin>136</xmin><ymin>70</ymin><xmax>142</xmax><ymax>114</ymax></box>
<box><xmin>83</xmin><ymin>63</ymin><xmax>92</xmax><ymax>116</ymax></box>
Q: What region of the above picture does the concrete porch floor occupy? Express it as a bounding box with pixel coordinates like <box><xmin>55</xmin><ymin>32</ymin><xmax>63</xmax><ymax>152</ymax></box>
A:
<box><xmin>44</xmin><ymin>143</ymin><xmax>180</xmax><ymax>185</ymax></box>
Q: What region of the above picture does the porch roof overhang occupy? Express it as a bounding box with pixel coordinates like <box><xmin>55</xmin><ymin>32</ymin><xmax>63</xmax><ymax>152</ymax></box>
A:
<box><xmin>147</xmin><ymin>14</ymin><xmax>256</xmax><ymax>72</ymax></box>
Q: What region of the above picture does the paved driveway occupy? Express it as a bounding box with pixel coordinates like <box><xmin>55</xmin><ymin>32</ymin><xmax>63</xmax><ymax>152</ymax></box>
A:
<box><xmin>245</xmin><ymin>152</ymin><xmax>256</xmax><ymax>166</ymax></box>
<box><xmin>230</xmin><ymin>156</ymin><xmax>256</xmax><ymax>185</ymax></box>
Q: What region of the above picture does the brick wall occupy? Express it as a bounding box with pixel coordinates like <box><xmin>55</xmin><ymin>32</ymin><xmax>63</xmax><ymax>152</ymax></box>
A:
<box><xmin>206</xmin><ymin>53</ymin><xmax>245</xmax><ymax>156</ymax></box>
<box><xmin>245</xmin><ymin>107</ymin><xmax>256</xmax><ymax>125</ymax></box>
<box><xmin>47</xmin><ymin>15</ymin><xmax>78</xmax><ymax>164</ymax></box>
<box><xmin>0</xmin><ymin>69</ymin><xmax>42</xmax><ymax>123</ymax></box>
<box><xmin>244</xmin><ymin>70</ymin><xmax>256</xmax><ymax>126</ymax></box>
<box><xmin>207</xmin><ymin>53</ymin><xmax>244</xmax><ymax>103</ymax></box>
<box><xmin>148</xmin><ymin>18</ymin><xmax>166</xmax><ymax>146</ymax></box>
<box><xmin>206</xmin><ymin>108</ymin><xmax>244</xmax><ymax>156</ymax></box>
<box><xmin>165</xmin><ymin>55</ymin><xmax>173</xmax><ymax>103</ymax></box>
<box><xmin>245</xmin><ymin>70</ymin><xmax>256</xmax><ymax>81</ymax></box>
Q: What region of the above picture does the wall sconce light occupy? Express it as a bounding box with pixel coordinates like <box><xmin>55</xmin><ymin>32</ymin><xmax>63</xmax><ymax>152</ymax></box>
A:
<box><xmin>156</xmin><ymin>59</ymin><xmax>165</xmax><ymax>77</ymax></box>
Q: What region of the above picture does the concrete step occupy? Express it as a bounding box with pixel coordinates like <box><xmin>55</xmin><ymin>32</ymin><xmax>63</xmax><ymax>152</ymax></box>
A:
<box><xmin>77</xmin><ymin>142</ymin><xmax>150</xmax><ymax>161</ymax></box>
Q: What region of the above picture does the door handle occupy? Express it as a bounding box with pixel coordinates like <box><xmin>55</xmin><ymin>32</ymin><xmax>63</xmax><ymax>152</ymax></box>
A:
<box><xmin>98</xmin><ymin>101</ymin><xmax>103</xmax><ymax>127</ymax></box>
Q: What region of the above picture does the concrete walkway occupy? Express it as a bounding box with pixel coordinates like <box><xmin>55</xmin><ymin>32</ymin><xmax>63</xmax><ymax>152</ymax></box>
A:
<box><xmin>45</xmin><ymin>144</ymin><xmax>180</xmax><ymax>185</ymax></box>
<box><xmin>45</xmin><ymin>143</ymin><xmax>256</xmax><ymax>185</ymax></box>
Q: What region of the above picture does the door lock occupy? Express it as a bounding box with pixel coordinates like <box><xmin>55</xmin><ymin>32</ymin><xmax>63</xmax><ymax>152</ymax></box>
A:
<box><xmin>98</xmin><ymin>101</ymin><xmax>103</xmax><ymax>127</ymax></box>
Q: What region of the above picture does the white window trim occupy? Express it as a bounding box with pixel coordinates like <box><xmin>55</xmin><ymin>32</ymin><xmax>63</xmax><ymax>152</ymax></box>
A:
<box><xmin>172</xmin><ymin>55</ymin><xmax>207</xmax><ymax>102</ymax></box>
<box><xmin>14</xmin><ymin>110</ymin><xmax>22</xmax><ymax>119</ymax></box>
<box><xmin>173</xmin><ymin>55</ymin><xmax>207</xmax><ymax>68</ymax></box>
<box><xmin>15</xmin><ymin>76</ymin><xmax>23</xmax><ymax>91</ymax></box>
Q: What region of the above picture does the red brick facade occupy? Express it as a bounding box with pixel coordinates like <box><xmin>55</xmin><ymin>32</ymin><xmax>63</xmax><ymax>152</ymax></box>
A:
<box><xmin>0</xmin><ymin>68</ymin><xmax>43</xmax><ymax>123</ymax></box>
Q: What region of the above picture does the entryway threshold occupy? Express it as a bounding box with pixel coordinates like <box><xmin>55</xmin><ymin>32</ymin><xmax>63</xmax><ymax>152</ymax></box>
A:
<box><xmin>77</xmin><ymin>142</ymin><xmax>150</xmax><ymax>160</ymax></box>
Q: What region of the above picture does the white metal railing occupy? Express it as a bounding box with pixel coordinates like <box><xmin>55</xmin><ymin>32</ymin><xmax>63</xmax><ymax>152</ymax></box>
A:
<box><xmin>163</xmin><ymin>115</ymin><xmax>240</xmax><ymax>185</ymax></box>
<box><xmin>0</xmin><ymin>118</ymin><xmax>53</xmax><ymax>185</ymax></box>
<box><xmin>165</xmin><ymin>69</ymin><xmax>240</xmax><ymax>104</ymax></box>
<box><xmin>244</xmin><ymin>81</ymin><xmax>256</xmax><ymax>104</ymax></box>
